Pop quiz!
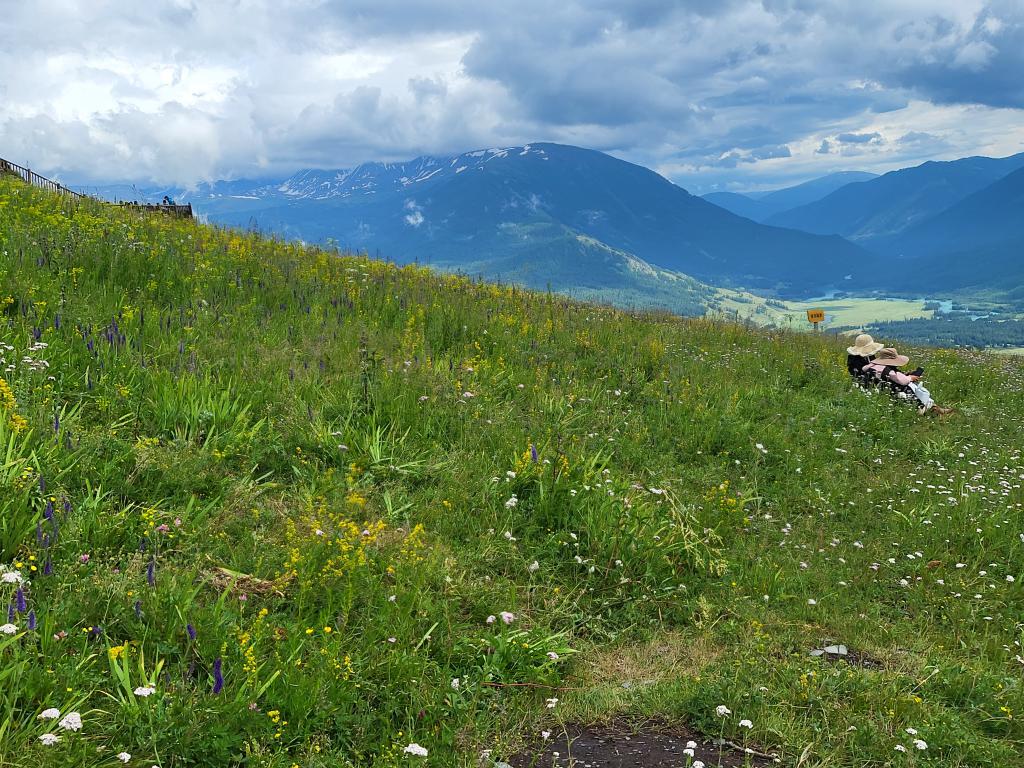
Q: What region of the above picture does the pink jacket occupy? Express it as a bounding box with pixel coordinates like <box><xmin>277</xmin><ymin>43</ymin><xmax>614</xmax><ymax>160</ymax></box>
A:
<box><xmin>864</xmin><ymin>361</ymin><xmax>913</xmax><ymax>386</ymax></box>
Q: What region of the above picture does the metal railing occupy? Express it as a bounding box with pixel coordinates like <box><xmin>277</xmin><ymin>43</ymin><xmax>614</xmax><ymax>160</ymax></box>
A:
<box><xmin>0</xmin><ymin>157</ymin><xmax>85</xmax><ymax>199</ymax></box>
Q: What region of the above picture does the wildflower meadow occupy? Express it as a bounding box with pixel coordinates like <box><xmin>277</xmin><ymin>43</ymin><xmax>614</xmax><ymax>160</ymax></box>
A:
<box><xmin>1</xmin><ymin>176</ymin><xmax>1023</xmax><ymax>766</ymax></box>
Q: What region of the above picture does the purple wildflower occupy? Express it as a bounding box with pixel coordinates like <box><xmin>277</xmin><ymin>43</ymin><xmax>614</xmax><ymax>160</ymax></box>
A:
<box><xmin>134</xmin><ymin>600</ymin><xmax>142</xmax><ymax>619</ymax></box>
<box><xmin>38</xmin><ymin>475</ymin><xmax>46</xmax><ymax>494</ymax></box>
<box><xmin>212</xmin><ymin>658</ymin><xmax>224</xmax><ymax>694</ymax></box>
<box><xmin>6</xmin><ymin>604</ymin><xmax>13</xmax><ymax>622</ymax></box>
<box><xmin>16</xmin><ymin>587</ymin><xmax>27</xmax><ymax>613</ymax></box>
<box><xmin>187</xmin><ymin>624</ymin><xmax>197</xmax><ymax>641</ymax></box>
<box><xmin>146</xmin><ymin>559</ymin><xmax>156</xmax><ymax>587</ymax></box>
<box><xmin>44</xmin><ymin>499</ymin><xmax>54</xmax><ymax>519</ymax></box>
<box><xmin>43</xmin><ymin>558</ymin><xmax>52</xmax><ymax>576</ymax></box>
<box><xmin>27</xmin><ymin>610</ymin><xmax>36</xmax><ymax>630</ymax></box>
<box><xmin>530</xmin><ymin>444</ymin><xmax>538</xmax><ymax>463</ymax></box>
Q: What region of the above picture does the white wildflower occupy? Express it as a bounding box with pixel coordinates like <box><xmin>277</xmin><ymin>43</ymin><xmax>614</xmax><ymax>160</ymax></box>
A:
<box><xmin>403</xmin><ymin>742</ymin><xmax>428</xmax><ymax>757</ymax></box>
<box><xmin>58</xmin><ymin>711</ymin><xmax>82</xmax><ymax>731</ymax></box>
<box><xmin>39</xmin><ymin>733</ymin><xmax>60</xmax><ymax>745</ymax></box>
<box><xmin>38</xmin><ymin>708</ymin><xmax>61</xmax><ymax>719</ymax></box>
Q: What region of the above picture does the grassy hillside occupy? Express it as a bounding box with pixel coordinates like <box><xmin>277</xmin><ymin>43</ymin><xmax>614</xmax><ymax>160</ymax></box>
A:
<box><xmin>1</xmin><ymin>176</ymin><xmax>1023</xmax><ymax>767</ymax></box>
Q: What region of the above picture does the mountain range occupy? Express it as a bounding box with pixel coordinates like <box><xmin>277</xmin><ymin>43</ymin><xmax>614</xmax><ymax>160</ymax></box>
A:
<box><xmin>83</xmin><ymin>143</ymin><xmax>1024</xmax><ymax>312</ymax></box>
<box><xmin>87</xmin><ymin>144</ymin><xmax>873</xmax><ymax>308</ymax></box>
<box><xmin>764</xmin><ymin>153</ymin><xmax>1024</xmax><ymax>245</ymax></box>
<box><xmin>703</xmin><ymin>171</ymin><xmax>877</xmax><ymax>222</ymax></box>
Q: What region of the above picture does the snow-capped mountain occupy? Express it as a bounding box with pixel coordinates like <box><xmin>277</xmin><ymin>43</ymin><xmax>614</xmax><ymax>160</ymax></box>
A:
<box><xmin>84</xmin><ymin>144</ymin><xmax>873</xmax><ymax>307</ymax></box>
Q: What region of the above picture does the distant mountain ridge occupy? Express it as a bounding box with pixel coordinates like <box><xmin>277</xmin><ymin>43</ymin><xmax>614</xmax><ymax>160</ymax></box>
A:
<box><xmin>703</xmin><ymin>171</ymin><xmax>877</xmax><ymax>222</ymax></box>
<box><xmin>766</xmin><ymin>153</ymin><xmax>1024</xmax><ymax>243</ymax></box>
<box><xmin>86</xmin><ymin>143</ymin><xmax>874</xmax><ymax>305</ymax></box>
<box><xmin>882</xmin><ymin>165</ymin><xmax>1024</xmax><ymax>294</ymax></box>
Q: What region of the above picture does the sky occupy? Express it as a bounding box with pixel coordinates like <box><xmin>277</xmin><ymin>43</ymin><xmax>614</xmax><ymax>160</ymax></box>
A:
<box><xmin>1</xmin><ymin>0</ymin><xmax>1022</xmax><ymax>193</ymax></box>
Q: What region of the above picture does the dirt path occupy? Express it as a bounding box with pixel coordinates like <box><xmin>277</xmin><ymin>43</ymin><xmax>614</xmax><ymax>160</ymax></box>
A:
<box><xmin>508</xmin><ymin>720</ymin><xmax>779</xmax><ymax>767</ymax></box>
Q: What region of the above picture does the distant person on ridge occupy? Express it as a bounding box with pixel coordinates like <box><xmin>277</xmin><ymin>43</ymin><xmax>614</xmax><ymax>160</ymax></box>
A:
<box><xmin>863</xmin><ymin>347</ymin><xmax>952</xmax><ymax>415</ymax></box>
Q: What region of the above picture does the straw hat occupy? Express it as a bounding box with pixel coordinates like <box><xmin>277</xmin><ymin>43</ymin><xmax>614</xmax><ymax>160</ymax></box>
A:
<box><xmin>847</xmin><ymin>333</ymin><xmax>883</xmax><ymax>356</ymax></box>
<box><xmin>873</xmin><ymin>347</ymin><xmax>910</xmax><ymax>367</ymax></box>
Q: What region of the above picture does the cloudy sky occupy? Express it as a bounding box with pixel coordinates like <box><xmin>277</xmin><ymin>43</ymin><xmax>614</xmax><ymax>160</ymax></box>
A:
<box><xmin>2</xmin><ymin>0</ymin><xmax>1022</xmax><ymax>193</ymax></box>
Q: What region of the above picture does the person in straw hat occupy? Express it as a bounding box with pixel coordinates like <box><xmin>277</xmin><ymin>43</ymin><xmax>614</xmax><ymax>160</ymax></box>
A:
<box><xmin>846</xmin><ymin>333</ymin><xmax>883</xmax><ymax>376</ymax></box>
<box><xmin>863</xmin><ymin>346</ymin><xmax>952</xmax><ymax>415</ymax></box>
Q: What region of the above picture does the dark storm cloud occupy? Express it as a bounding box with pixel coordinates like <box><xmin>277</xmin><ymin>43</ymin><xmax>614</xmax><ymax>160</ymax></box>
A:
<box><xmin>0</xmin><ymin>0</ymin><xmax>1021</xmax><ymax>190</ymax></box>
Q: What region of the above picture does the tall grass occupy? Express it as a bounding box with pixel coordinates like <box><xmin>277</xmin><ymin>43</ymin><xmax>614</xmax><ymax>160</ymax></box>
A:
<box><xmin>0</xmin><ymin>177</ymin><xmax>1022</xmax><ymax>766</ymax></box>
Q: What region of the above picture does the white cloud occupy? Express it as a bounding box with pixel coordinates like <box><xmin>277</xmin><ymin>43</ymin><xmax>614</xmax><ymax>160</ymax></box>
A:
<box><xmin>0</xmin><ymin>0</ymin><xmax>1021</xmax><ymax>190</ymax></box>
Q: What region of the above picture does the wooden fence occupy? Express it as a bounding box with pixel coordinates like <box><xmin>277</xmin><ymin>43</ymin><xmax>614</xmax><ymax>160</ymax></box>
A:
<box><xmin>118</xmin><ymin>202</ymin><xmax>194</xmax><ymax>218</ymax></box>
<box><xmin>0</xmin><ymin>157</ymin><xmax>85</xmax><ymax>199</ymax></box>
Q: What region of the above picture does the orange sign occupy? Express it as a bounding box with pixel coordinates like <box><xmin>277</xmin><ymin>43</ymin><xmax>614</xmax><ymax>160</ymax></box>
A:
<box><xmin>806</xmin><ymin>309</ymin><xmax>825</xmax><ymax>324</ymax></box>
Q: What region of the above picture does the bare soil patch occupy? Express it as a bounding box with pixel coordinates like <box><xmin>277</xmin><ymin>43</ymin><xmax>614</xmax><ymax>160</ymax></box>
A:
<box><xmin>507</xmin><ymin>719</ymin><xmax>779</xmax><ymax>767</ymax></box>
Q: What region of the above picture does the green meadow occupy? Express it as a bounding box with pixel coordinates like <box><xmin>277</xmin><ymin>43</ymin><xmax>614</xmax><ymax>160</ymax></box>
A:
<box><xmin>2</xmin><ymin>175</ymin><xmax>1024</xmax><ymax>766</ymax></box>
<box><xmin>712</xmin><ymin>290</ymin><xmax>936</xmax><ymax>331</ymax></box>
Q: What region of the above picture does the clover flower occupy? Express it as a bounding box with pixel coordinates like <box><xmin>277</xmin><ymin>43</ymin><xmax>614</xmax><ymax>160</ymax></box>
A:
<box><xmin>739</xmin><ymin>719</ymin><xmax>753</xmax><ymax>728</ymax></box>
<box><xmin>117</xmin><ymin>753</ymin><xmax>132</xmax><ymax>763</ymax></box>
<box><xmin>499</xmin><ymin>611</ymin><xmax>515</xmax><ymax>624</ymax></box>
<box><xmin>913</xmin><ymin>739</ymin><xmax>927</xmax><ymax>750</ymax></box>
<box><xmin>715</xmin><ymin>705</ymin><xmax>731</xmax><ymax>717</ymax></box>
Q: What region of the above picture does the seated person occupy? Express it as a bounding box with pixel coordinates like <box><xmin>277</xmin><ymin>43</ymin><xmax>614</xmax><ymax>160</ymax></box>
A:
<box><xmin>846</xmin><ymin>333</ymin><xmax>883</xmax><ymax>376</ymax></box>
<box><xmin>863</xmin><ymin>347</ymin><xmax>952</xmax><ymax>415</ymax></box>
